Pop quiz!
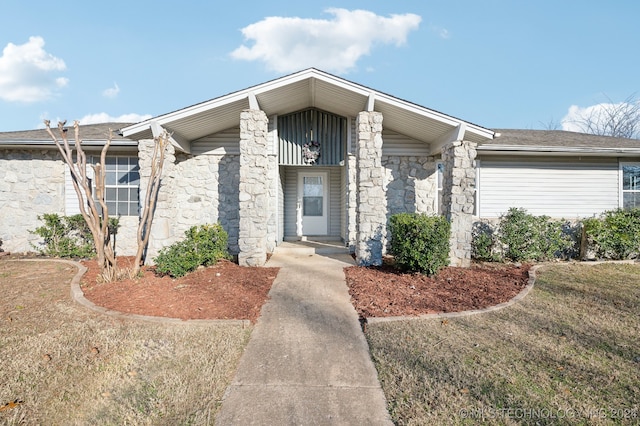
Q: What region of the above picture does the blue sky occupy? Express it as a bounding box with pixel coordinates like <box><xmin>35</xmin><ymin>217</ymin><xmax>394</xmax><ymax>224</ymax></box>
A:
<box><xmin>1</xmin><ymin>1</ymin><xmax>638</xmax><ymax>133</ymax></box>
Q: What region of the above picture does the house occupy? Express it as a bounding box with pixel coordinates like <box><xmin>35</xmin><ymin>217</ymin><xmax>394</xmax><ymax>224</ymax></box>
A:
<box><xmin>1</xmin><ymin>69</ymin><xmax>639</xmax><ymax>266</ymax></box>
<box><xmin>476</xmin><ymin>129</ymin><xmax>640</xmax><ymax>218</ymax></box>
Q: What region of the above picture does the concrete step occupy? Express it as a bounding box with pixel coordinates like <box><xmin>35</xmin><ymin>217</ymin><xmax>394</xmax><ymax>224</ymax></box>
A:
<box><xmin>274</xmin><ymin>240</ymin><xmax>349</xmax><ymax>255</ymax></box>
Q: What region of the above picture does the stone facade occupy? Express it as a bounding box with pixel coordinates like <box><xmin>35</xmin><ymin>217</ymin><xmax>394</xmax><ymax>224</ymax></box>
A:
<box><xmin>354</xmin><ymin>111</ymin><xmax>387</xmax><ymax>266</ymax></box>
<box><xmin>382</xmin><ymin>155</ymin><xmax>437</xmax><ymax>216</ymax></box>
<box><xmin>238</xmin><ymin>109</ymin><xmax>276</xmax><ymax>266</ymax></box>
<box><xmin>0</xmin><ymin>149</ymin><xmax>65</xmax><ymax>252</ymax></box>
<box><xmin>139</xmin><ymin>140</ymin><xmax>240</xmax><ymax>260</ymax></box>
<box><xmin>441</xmin><ymin>140</ymin><xmax>477</xmax><ymax>267</ymax></box>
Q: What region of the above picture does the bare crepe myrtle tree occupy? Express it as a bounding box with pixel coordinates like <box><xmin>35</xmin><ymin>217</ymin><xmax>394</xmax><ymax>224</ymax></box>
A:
<box><xmin>44</xmin><ymin>120</ymin><xmax>169</xmax><ymax>281</ymax></box>
<box><xmin>133</xmin><ymin>130</ymin><xmax>169</xmax><ymax>276</ymax></box>
<box><xmin>571</xmin><ymin>94</ymin><xmax>640</xmax><ymax>139</ymax></box>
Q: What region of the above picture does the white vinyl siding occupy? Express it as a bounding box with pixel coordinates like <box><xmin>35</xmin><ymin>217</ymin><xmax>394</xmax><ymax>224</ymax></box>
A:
<box><xmin>191</xmin><ymin>128</ymin><xmax>240</xmax><ymax>155</ymax></box>
<box><xmin>478</xmin><ymin>157</ymin><xmax>619</xmax><ymax>218</ymax></box>
<box><xmin>381</xmin><ymin>129</ymin><xmax>430</xmax><ymax>156</ymax></box>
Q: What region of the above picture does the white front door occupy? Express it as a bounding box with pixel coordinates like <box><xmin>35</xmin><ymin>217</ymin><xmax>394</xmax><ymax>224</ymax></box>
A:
<box><xmin>297</xmin><ymin>172</ymin><xmax>328</xmax><ymax>235</ymax></box>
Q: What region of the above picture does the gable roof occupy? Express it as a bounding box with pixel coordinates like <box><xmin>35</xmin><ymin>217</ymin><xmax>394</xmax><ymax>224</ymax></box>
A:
<box><xmin>0</xmin><ymin>123</ymin><xmax>136</xmax><ymax>149</ymax></box>
<box><xmin>122</xmin><ymin>68</ymin><xmax>494</xmax><ymax>151</ymax></box>
<box><xmin>479</xmin><ymin>129</ymin><xmax>640</xmax><ymax>156</ymax></box>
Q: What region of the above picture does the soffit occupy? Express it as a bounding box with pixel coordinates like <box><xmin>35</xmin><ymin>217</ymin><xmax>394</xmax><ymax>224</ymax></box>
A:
<box><xmin>122</xmin><ymin>69</ymin><xmax>494</xmax><ymax>146</ymax></box>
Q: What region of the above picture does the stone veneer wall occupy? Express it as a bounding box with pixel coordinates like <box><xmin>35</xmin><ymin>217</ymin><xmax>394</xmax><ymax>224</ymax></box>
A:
<box><xmin>0</xmin><ymin>149</ymin><xmax>65</xmax><ymax>252</ymax></box>
<box><xmin>238</xmin><ymin>109</ymin><xmax>275</xmax><ymax>266</ymax></box>
<box><xmin>382</xmin><ymin>155</ymin><xmax>437</xmax><ymax>216</ymax></box>
<box><xmin>346</xmin><ymin>153</ymin><xmax>357</xmax><ymax>252</ymax></box>
<box><xmin>441</xmin><ymin>140</ymin><xmax>477</xmax><ymax>267</ymax></box>
<box><xmin>354</xmin><ymin>111</ymin><xmax>387</xmax><ymax>266</ymax></box>
<box><xmin>139</xmin><ymin>140</ymin><xmax>241</xmax><ymax>260</ymax></box>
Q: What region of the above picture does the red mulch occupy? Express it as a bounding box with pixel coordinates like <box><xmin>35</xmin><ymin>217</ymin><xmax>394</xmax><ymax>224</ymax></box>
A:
<box><xmin>344</xmin><ymin>261</ymin><xmax>531</xmax><ymax>318</ymax></box>
<box><xmin>80</xmin><ymin>257</ymin><xmax>279</xmax><ymax>323</ymax></box>
<box><xmin>79</xmin><ymin>256</ymin><xmax>531</xmax><ymax>323</ymax></box>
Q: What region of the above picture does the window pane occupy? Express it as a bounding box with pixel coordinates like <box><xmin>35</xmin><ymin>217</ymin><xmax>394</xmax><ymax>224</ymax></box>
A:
<box><xmin>105</xmin><ymin>157</ymin><xmax>117</xmax><ymax>170</ymax></box>
<box><xmin>303</xmin><ymin>196</ymin><xmax>323</xmax><ymax>216</ymax></box>
<box><xmin>106</xmin><ymin>188</ymin><xmax>117</xmax><ymax>201</ymax></box>
<box><xmin>130</xmin><ymin>189</ymin><xmax>139</xmax><ymax>202</ymax></box>
<box><xmin>623</xmin><ymin>165</ymin><xmax>640</xmax><ymax>191</ymax></box>
<box><xmin>130</xmin><ymin>202</ymin><xmax>139</xmax><ymax>216</ymax></box>
<box><xmin>117</xmin><ymin>157</ymin><xmax>129</xmax><ymax>168</ymax></box>
<box><xmin>623</xmin><ymin>192</ymin><xmax>640</xmax><ymax>209</ymax></box>
<box><xmin>106</xmin><ymin>202</ymin><xmax>116</xmax><ymax>214</ymax></box>
<box><xmin>118</xmin><ymin>187</ymin><xmax>128</xmax><ymax>202</ymax></box>
<box><xmin>117</xmin><ymin>171</ymin><xmax>128</xmax><ymax>184</ymax></box>
<box><xmin>437</xmin><ymin>163</ymin><xmax>444</xmax><ymax>190</ymax></box>
<box><xmin>129</xmin><ymin>171</ymin><xmax>140</xmax><ymax>185</ymax></box>
<box><xmin>303</xmin><ymin>176</ymin><xmax>323</xmax><ymax>196</ymax></box>
<box><xmin>116</xmin><ymin>202</ymin><xmax>128</xmax><ymax>216</ymax></box>
<box><xmin>105</xmin><ymin>171</ymin><xmax>117</xmax><ymax>185</ymax></box>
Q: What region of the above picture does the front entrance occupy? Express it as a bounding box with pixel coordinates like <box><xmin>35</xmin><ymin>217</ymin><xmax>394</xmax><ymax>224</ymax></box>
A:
<box><xmin>297</xmin><ymin>172</ymin><xmax>328</xmax><ymax>235</ymax></box>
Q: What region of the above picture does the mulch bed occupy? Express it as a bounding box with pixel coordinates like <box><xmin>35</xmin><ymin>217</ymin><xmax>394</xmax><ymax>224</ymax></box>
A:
<box><xmin>345</xmin><ymin>262</ymin><xmax>531</xmax><ymax>318</ymax></box>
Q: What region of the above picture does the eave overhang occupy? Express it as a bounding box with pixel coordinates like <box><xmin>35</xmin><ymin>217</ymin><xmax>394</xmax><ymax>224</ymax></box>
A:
<box><xmin>122</xmin><ymin>68</ymin><xmax>494</xmax><ymax>152</ymax></box>
<box><xmin>477</xmin><ymin>144</ymin><xmax>640</xmax><ymax>157</ymax></box>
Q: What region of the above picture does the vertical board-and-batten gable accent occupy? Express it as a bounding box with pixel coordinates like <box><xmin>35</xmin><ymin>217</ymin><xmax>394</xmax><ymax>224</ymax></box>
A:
<box><xmin>478</xmin><ymin>156</ymin><xmax>619</xmax><ymax>218</ymax></box>
<box><xmin>278</xmin><ymin>109</ymin><xmax>346</xmax><ymax>165</ymax></box>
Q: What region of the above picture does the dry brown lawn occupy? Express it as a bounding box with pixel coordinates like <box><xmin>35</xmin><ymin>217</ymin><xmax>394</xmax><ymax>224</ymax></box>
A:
<box><xmin>366</xmin><ymin>262</ymin><xmax>640</xmax><ymax>425</ymax></box>
<box><xmin>0</xmin><ymin>259</ymin><xmax>251</xmax><ymax>425</ymax></box>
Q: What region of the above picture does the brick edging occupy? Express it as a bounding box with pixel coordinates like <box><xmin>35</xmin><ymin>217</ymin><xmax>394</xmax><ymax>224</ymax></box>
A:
<box><xmin>10</xmin><ymin>258</ymin><xmax>250</xmax><ymax>328</ymax></box>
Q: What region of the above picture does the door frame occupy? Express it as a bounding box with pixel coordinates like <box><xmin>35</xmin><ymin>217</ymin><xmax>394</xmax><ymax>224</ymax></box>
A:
<box><xmin>297</xmin><ymin>171</ymin><xmax>329</xmax><ymax>236</ymax></box>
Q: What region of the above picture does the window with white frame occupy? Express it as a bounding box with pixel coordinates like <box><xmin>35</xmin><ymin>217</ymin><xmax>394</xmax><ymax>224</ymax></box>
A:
<box><xmin>621</xmin><ymin>163</ymin><xmax>640</xmax><ymax>209</ymax></box>
<box><xmin>97</xmin><ymin>156</ymin><xmax>140</xmax><ymax>216</ymax></box>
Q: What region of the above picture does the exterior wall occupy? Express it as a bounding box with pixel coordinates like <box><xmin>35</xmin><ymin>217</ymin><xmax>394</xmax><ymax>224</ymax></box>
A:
<box><xmin>0</xmin><ymin>149</ymin><xmax>65</xmax><ymax>252</ymax></box>
<box><xmin>478</xmin><ymin>156</ymin><xmax>620</xmax><ymax>218</ymax></box>
<box><xmin>382</xmin><ymin>155</ymin><xmax>438</xmax><ymax>217</ymax></box>
<box><xmin>140</xmin><ymin>140</ymin><xmax>241</xmax><ymax>260</ymax></box>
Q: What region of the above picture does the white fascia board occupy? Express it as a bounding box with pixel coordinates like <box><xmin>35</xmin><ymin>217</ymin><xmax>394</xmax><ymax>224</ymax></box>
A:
<box><xmin>477</xmin><ymin>144</ymin><xmax>640</xmax><ymax>156</ymax></box>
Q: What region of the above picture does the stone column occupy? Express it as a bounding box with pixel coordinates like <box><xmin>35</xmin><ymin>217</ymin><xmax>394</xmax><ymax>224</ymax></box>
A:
<box><xmin>355</xmin><ymin>111</ymin><xmax>386</xmax><ymax>266</ymax></box>
<box><xmin>138</xmin><ymin>139</ymin><xmax>177</xmax><ymax>260</ymax></box>
<box><xmin>238</xmin><ymin>109</ymin><xmax>270</xmax><ymax>266</ymax></box>
<box><xmin>441</xmin><ymin>140</ymin><xmax>477</xmax><ymax>267</ymax></box>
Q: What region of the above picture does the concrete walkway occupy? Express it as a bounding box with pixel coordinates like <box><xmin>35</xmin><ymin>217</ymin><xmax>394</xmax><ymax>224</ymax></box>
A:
<box><xmin>215</xmin><ymin>249</ymin><xmax>392</xmax><ymax>425</ymax></box>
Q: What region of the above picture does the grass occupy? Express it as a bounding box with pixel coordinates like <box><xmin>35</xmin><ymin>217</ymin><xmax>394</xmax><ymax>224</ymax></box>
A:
<box><xmin>366</xmin><ymin>263</ymin><xmax>640</xmax><ymax>425</ymax></box>
<box><xmin>0</xmin><ymin>260</ymin><xmax>251</xmax><ymax>425</ymax></box>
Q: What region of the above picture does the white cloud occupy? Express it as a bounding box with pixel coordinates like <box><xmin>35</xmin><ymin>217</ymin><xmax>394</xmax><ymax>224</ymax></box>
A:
<box><xmin>561</xmin><ymin>100</ymin><xmax>640</xmax><ymax>137</ymax></box>
<box><xmin>430</xmin><ymin>25</ymin><xmax>451</xmax><ymax>39</ymax></box>
<box><xmin>79</xmin><ymin>112</ymin><xmax>152</xmax><ymax>125</ymax></box>
<box><xmin>231</xmin><ymin>8</ymin><xmax>421</xmax><ymax>73</ymax></box>
<box><xmin>0</xmin><ymin>36</ymin><xmax>68</xmax><ymax>103</ymax></box>
<box><xmin>102</xmin><ymin>82</ymin><xmax>120</xmax><ymax>99</ymax></box>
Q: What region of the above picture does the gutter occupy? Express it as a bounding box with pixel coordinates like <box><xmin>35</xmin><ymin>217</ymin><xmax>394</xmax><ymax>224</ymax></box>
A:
<box><xmin>477</xmin><ymin>144</ymin><xmax>640</xmax><ymax>156</ymax></box>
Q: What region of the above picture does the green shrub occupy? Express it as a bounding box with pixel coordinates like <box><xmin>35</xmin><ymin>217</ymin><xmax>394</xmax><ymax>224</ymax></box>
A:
<box><xmin>154</xmin><ymin>224</ymin><xmax>230</xmax><ymax>278</ymax></box>
<box><xmin>583</xmin><ymin>208</ymin><xmax>640</xmax><ymax>259</ymax></box>
<box><xmin>389</xmin><ymin>213</ymin><xmax>450</xmax><ymax>276</ymax></box>
<box><xmin>31</xmin><ymin>213</ymin><xmax>95</xmax><ymax>258</ymax></box>
<box><xmin>472</xmin><ymin>221</ymin><xmax>501</xmax><ymax>262</ymax></box>
<box><xmin>497</xmin><ymin>208</ymin><xmax>575</xmax><ymax>262</ymax></box>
